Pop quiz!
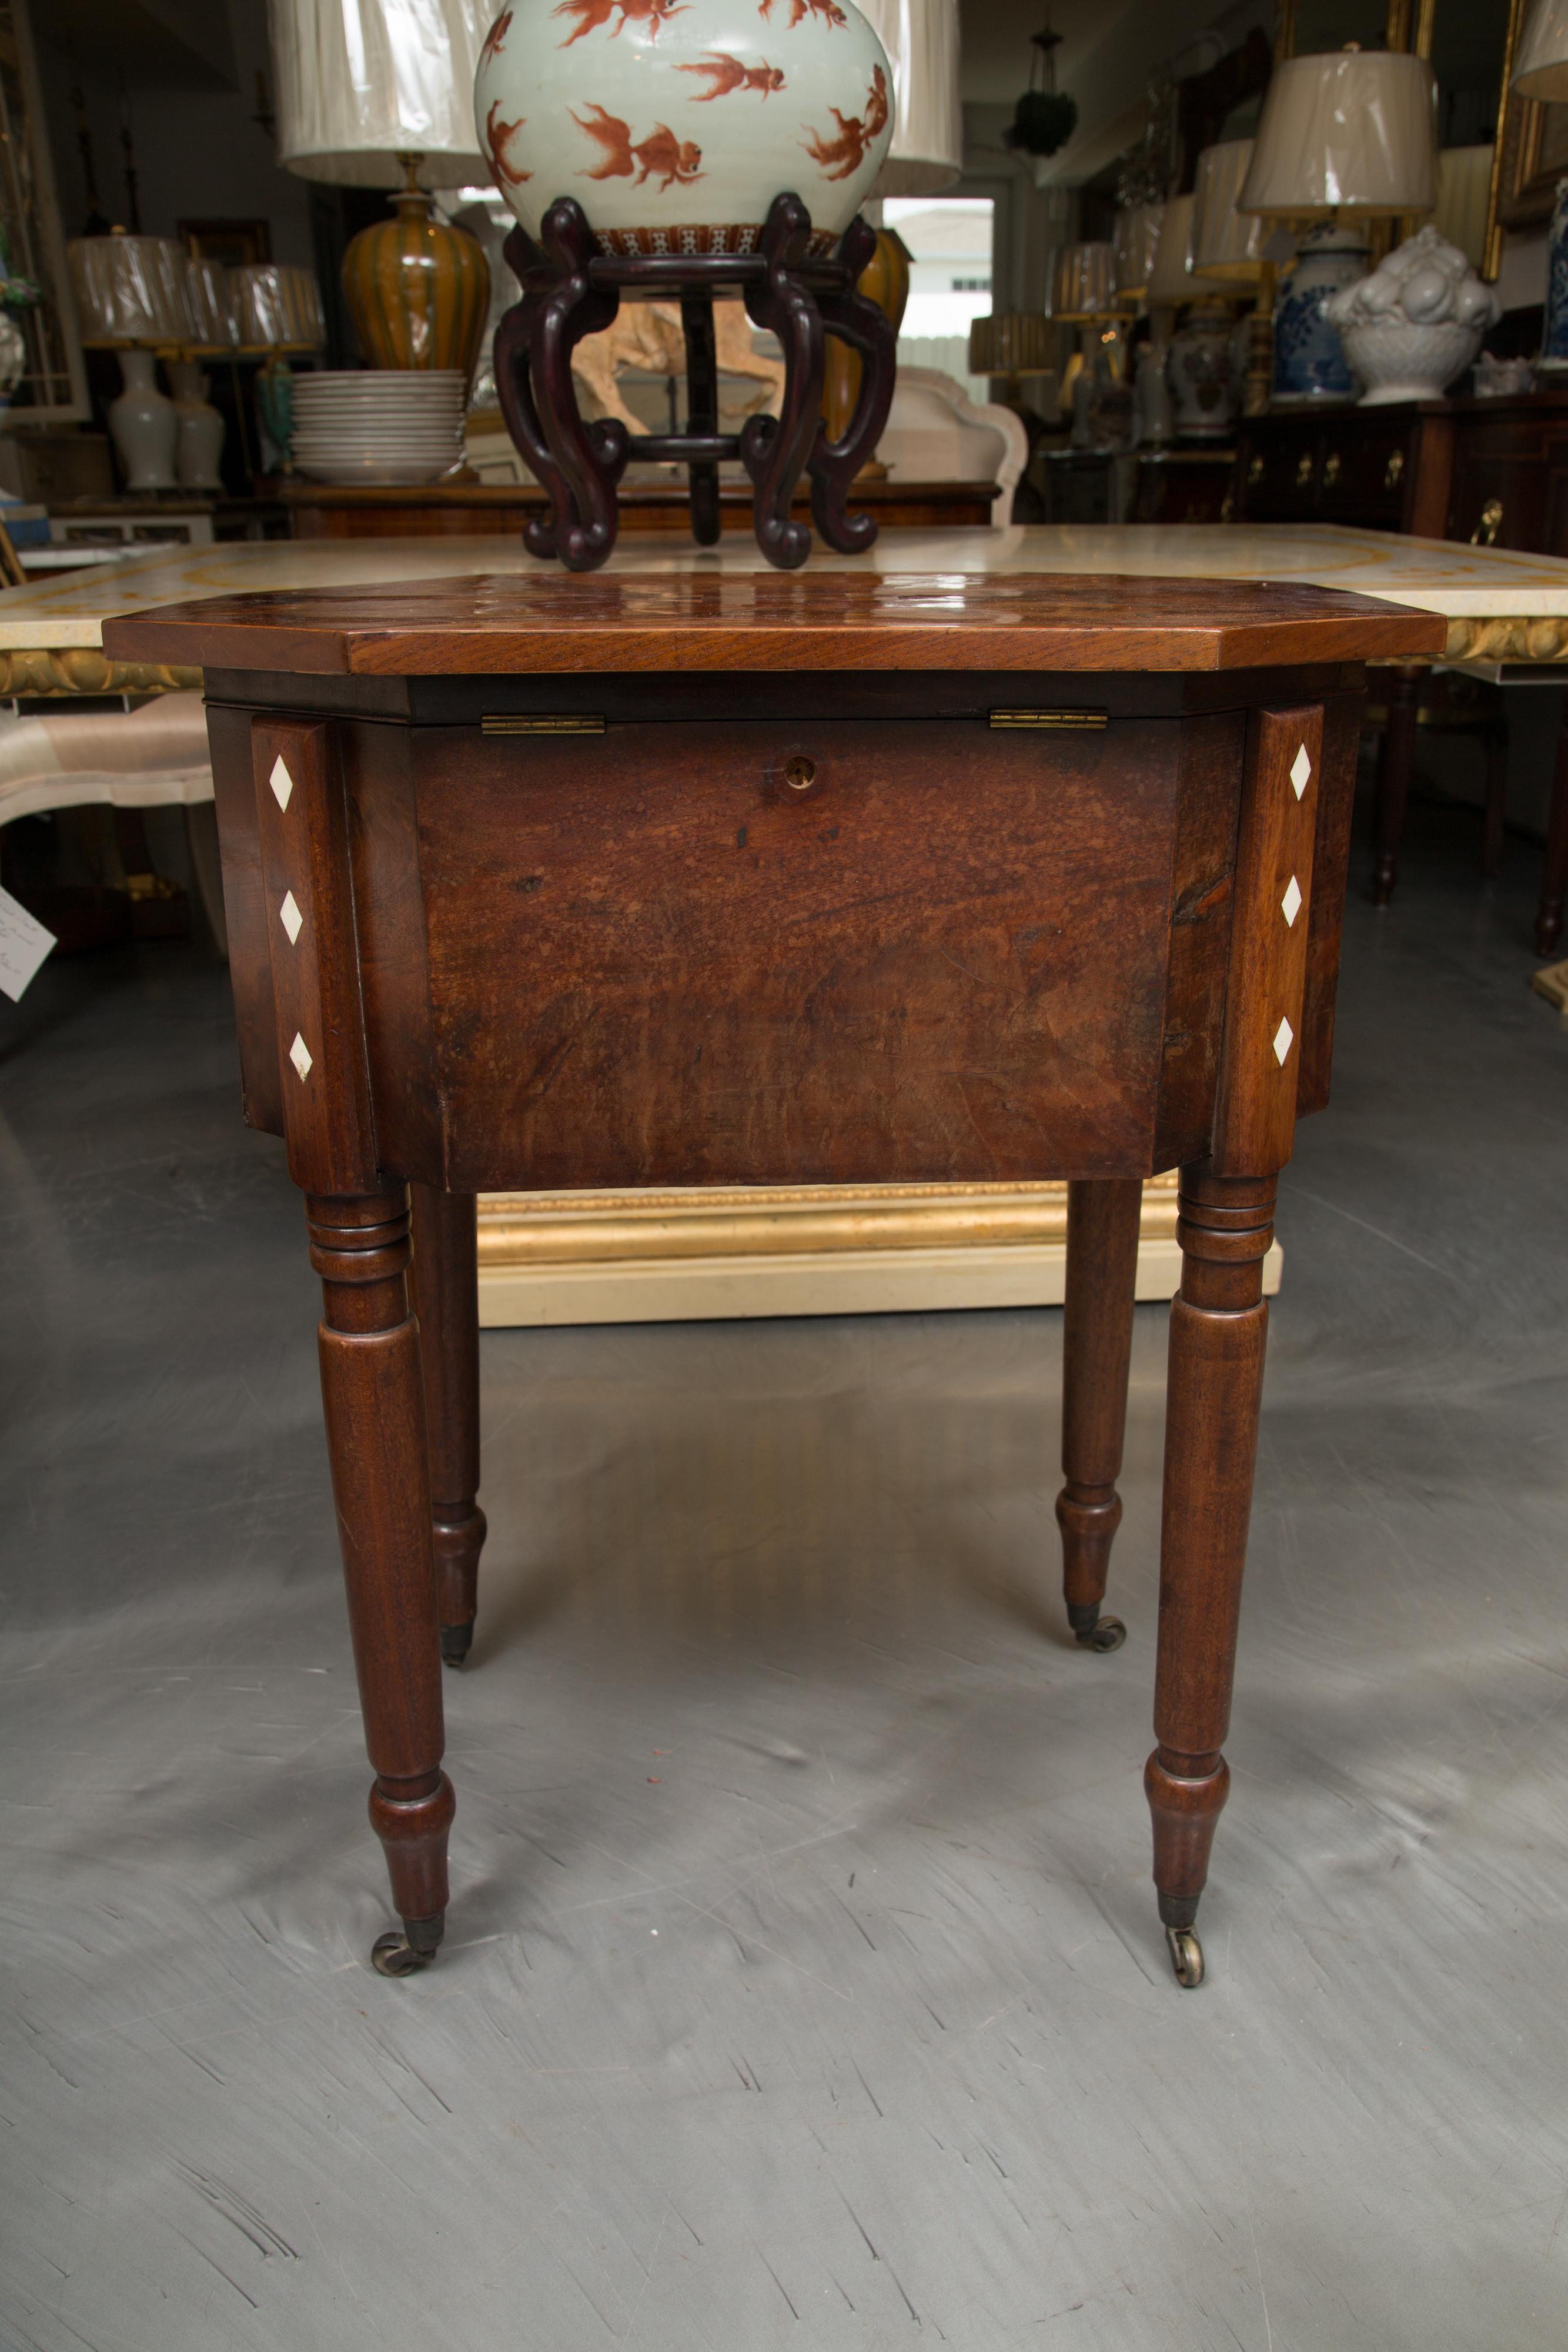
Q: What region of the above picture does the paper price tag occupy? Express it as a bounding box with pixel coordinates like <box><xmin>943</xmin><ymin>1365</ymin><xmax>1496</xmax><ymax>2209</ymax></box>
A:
<box><xmin>0</xmin><ymin>882</ymin><xmax>56</xmax><ymax>1001</ymax></box>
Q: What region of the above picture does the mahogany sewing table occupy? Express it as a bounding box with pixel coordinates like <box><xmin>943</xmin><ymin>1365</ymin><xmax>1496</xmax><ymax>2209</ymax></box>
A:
<box><xmin>103</xmin><ymin>571</ymin><xmax>1443</xmax><ymax>1988</ymax></box>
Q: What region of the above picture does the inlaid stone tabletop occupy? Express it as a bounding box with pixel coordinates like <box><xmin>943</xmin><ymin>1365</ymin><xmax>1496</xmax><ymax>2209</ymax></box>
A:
<box><xmin>6</xmin><ymin>523</ymin><xmax>1568</xmax><ymax>696</ymax></box>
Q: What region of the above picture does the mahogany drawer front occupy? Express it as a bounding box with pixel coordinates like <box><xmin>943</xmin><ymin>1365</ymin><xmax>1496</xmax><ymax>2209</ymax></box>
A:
<box><xmin>207</xmin><ymin>680</ymin><xmax>1366</xmax><ymax>1198</ymax></box>
<box><xmin>392</xmin><ymin>719</ymin><xmax>1221</xmax><ymax>1192</ymax></box>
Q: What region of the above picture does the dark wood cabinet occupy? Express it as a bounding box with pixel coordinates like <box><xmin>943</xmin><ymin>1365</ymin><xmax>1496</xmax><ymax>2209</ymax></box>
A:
<box><xmin>1235</xmin><ymin>404</ymin><xmax>1451</xmax><ymax>537</ymax></box>
<box><xmin>1236</xmin><ymin>393</ymin><xmax>1568</xmax><ymax>946</ymax></box>
<box><xmin>1234</xmin><ymin>390</ymin><xmax>1568</xmax><ymax>553</ymax></box>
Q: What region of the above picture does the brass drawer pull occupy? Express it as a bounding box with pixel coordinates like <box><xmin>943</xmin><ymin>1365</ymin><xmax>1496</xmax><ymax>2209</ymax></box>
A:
<box><xmin>1471</xmin><ymin>497</ymin><xmax>1503</xmax><ymax>547</ymax></box>
<box><xmin>1385</xmin><ymin>449</ymin><xmax>1405</xmax><ymax>490</ymax></box>
<box><xmin>1323</xmin><ymin>451</ymin><xmax>1341</xmax><ymax>487</ymax></box>
<box><xmin>1295</xmin><ymin>451</ymin><xmax>1313</xmax><ymax>488</ymax></box>
<box><xmin>1247</xmin><ymin>453</ymin><xmax>1263</xmax><ymax>485</ymax></box>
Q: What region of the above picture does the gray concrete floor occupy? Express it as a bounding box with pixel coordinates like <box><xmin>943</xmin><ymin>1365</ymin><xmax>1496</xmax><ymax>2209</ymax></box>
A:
<box><xmin>4</xmin><ymin>803</ymin><xmax>1568</xmax><ymax>2352</ymax></box>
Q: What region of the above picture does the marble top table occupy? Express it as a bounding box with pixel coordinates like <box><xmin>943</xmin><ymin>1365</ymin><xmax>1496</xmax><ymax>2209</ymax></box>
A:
<box><xmin>6</xmin><ymin>523</ymin><xmax>1568</xmax><ymax>699</ymax></box>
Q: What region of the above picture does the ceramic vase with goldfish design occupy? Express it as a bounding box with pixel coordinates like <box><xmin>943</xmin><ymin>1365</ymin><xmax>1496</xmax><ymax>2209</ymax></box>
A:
<box><xmin>473</xmin><ymin>0</ymin><xmax>895</xmax><ymax>255</ymax></box>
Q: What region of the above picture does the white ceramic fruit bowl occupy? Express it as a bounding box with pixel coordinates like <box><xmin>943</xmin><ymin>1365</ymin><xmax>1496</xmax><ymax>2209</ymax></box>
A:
<box><xmin>1336</xmin><ymin>319</ymin><xmax>1483</xmax><ymax>407</ymax></box>
<box><xmin>473</xmin><ymin>0</ymin><xmax>894</xmax><ymax>255</ymax></box>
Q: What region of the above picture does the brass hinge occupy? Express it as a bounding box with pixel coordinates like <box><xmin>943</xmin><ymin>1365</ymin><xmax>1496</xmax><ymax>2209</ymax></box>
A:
<box><xmin>481</xmin><ymin>713</ymin><xmax>606</xmax><ymax>736</ymax></box>
<box><xmin>988</xmin><ymin>708</ymin><xmax>1109</xmax><ymax>730</ymax></box>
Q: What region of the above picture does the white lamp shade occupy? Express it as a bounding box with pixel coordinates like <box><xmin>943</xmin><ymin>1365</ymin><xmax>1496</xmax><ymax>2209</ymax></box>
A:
<box><xmin>270</xmin><ymin>0</ymin><xmax>494</xmax><ymax>186</ymax></box>
<box><xmin>1514</xmin><ymin>0</ymin><xmax>1568</xmax><ymax>101</ymax></box>
<box><xmin>1049</xmin><ymin>242</ymin><xmax>1129</xmax><ymax>320</ymax></box>
<box><xmin>861</xmin><ymin>0</ymin><xmax>962</xmax><ymax>199</ymax></box>
<box><xmin>1113</xmin><ymin>201</ymin><xmax>1164</xmax><ymax>300</ymax></box>
<box><xmin>1145</xmin><ymin>193</ymin><xmax>1233</xmax><ymax>303</ymax></box>
<box><xmin>68</xmin><ymin>236</ymin><xmax>195</xmax><ymax>342</ymax></box>
<box><xmin>235</xmin><ymin>263</ymin><xmax>328</xmax><ymax>348</ymax></box>
<box><xmin>1191</xmin><ymin>141</ymin><xmax>1268</xmax><ymax>280</ymax></box>
<box><xmin>1237</xmin><ymin>50</ymin><xmax>1437</xmax><ymax>216</ymax></box>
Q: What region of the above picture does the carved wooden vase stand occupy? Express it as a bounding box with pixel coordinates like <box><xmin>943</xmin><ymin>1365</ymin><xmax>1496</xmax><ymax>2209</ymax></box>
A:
<box><xmin>494</xmin><ymin>192</ymin><xmax>896</xmax><ymax>571</ymax></box>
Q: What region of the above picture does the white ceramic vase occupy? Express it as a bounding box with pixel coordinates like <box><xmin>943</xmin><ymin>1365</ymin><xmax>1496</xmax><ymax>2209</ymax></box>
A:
<box><xmin>1323</xmin><ymin>226</ymin><xmax>1500</xmax><ymax>407</ymax></box>
<box><xmin>1166</xmin><ymin>298</ymin><xmax>1237</xmax><ymax>441</ymax></box>
<box><xmin>167</xmin><ymin>359</ymin><xmax>225</xmax><ymax>491</ymax></box>
<box><xmin>473</xmin><ymin>0</ymin><xmax>895</xmax><ymax>254</ymax></box>
<box><xmin>108</xmin><ymin>349</ymin><xmax>177</xmax><ymax>491</ymax></box>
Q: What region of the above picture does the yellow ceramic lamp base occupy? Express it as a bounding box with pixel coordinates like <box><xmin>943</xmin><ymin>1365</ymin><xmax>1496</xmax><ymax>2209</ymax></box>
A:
<box><xmin>341</xmin><ymin>156</ymin><xmax>490</xmax><ymax>377</ymax></box>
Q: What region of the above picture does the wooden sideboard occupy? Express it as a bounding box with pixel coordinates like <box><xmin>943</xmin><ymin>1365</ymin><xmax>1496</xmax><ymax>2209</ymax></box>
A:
<box><xmin>283</xmin><ymin>477</ymin><xmax>1003</xmax><ymax>540</ymax></box>
<box><xmin>1236</xmin><ymin>392</ymin><xmax>1568</xmax><ymax>944</ymax></box>
<box><xmin>1233</xmin><ymin>391</ymin><xmax>1568</xmax><ymax>552</ymax></box>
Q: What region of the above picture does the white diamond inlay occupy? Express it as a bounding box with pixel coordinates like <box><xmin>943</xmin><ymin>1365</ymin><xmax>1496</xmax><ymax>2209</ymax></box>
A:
<box><xmin>289</xmin><ymin>1031</ymin><xmax>313</xmax><ymax>1081</ymax></box>
<box><xmin>1290</xmin><ymin>743</ymin><xmax>1312</xmax><ymax>799</ymax></box>
<box><xmin>279</xmin><ymin>890</ymin><xmax>303</xmax><ymax>944</ymax></box>
<box><xmin>1272</xmin><ymin>1016</ymin><xmax>1294</xmax><ymax>1066</ymax></box>
<box><xmin>270</xmin><ymin>754</ymin><xmax>294</xmax><ymax>811</ymax></box>
<box><xmin>1281</xmin><ymin>874</ymin><xmax>1303</xmax><ymax>928</ymax></box>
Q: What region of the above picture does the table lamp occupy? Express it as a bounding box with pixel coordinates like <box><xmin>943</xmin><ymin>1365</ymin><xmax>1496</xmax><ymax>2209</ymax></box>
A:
<box><xmin>969</xmin><ymin>310</ymin><xmax>1053</xmax><ymax>387</ymax></box>
<box><xmin>1191</xmin><ymin>139</ymin><xmax>1278</xmax><ymax>419</ymax></box>
<box><xmin>68</xmin><ymin>233</ymin><xmax>194</xmax><ymax>490</ymax></box>
<box><xmin>1113</xmin><ymin>203</ymin><xmax>1165</xmax><ymax>305</ymax></box>
<box><xmin>1145</xmin><ymin>193</ymin><xmax>1241</xmax><ymax>443</ymax></box>
<box><xmin>1145</xmin><ymin>195</ymin><xmax>1233</xmax><ymax>309</ymax></box>
<box><xmin>1051</xmin><ymin>242</ymin><xmax>1132</xmax><ymax>323</ymax></box>
<box><xmin>968</xmin><ymin>309</ymin><xmax>1055</xmax><ymax>456</ymax></box>
<box><xmin>1047</xmin><ymin>243</ymin><xmax>1134</xmax><ymax>446</ymax></box>
<box><xmin>821</xmin><ymin>0</ymin><xmax>961</xmax><ymax>452</ymax></box>
<box><xmin>861</xmin><ymin>0</ymin><xmax>962</xmax><ymax>198</ymax></box>
<box><xmin>1237</xmin><ymin>48</ymin><xmax>1438</xmax><ymax>406</ymax></box>
<box><xmin>165</xmin><ymin>258</ymin><xmax>240</xmax><ymax>492</ymax></box>
<box><xmin>270</xmin><ymin>0</ymin><xmax>492</xmax><ymax>376</ymax></box>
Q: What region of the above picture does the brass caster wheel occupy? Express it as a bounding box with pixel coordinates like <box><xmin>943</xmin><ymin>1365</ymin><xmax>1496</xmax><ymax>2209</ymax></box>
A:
<box><xmin>371</xmin><ymin>1929</ymin><xmax>434</xmax><ymax>1979</ymax></box>
<box><xmin>1074</xmin><ymin>1615</ymin><xmax>1126</xmax><ymax>1653</ymax></box>
<box><xmin>1165</xmin><ymin>1925</ymin><xmax>1204</xmax><ymax>1989</ymax></box>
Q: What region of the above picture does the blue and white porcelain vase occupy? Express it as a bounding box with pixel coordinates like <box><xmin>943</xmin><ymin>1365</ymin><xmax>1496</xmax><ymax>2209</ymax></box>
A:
<box><xmin>1271</xmin><ymin>222</ymin><xmax>1368</xmax><ymax>403</ymax></box>
<box><xmin>1543</xmin><ymin>178</ymin><xmax>1568</xmax><ymax>372</ymax></box>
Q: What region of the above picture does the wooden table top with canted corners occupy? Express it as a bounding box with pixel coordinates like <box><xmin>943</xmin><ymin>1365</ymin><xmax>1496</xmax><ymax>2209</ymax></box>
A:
<box><xmin>103</xmin><ymin>570</ymin><xmax>1445</xmax><ymax>677</ymax></box>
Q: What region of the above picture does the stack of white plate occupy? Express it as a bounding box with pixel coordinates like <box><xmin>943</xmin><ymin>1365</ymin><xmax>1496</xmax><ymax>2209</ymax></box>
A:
<box><xmin>291</xmin><ymin>371</ymin><xmax>467</xmax><ymax>486</ymax></box>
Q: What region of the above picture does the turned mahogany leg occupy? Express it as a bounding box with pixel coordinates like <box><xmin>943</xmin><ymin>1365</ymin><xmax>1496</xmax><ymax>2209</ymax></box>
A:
<box><xmin>1056</xmin><ymin>1176</ymin><xmax>1142</xmax><ymax>1653</ymax></box>
<box><xmin>1145</xmin><ymin>1168</ymin><xmax>1275</xmax><ymax>1989</ymax></box>
<box><xmin>410</xmin><ymin>1183</ymin><xmax>486</xmax><ymax>1667</ymax></box>
<box><xmin>1536</xmin><ymin>703</ymin><xmax>1568</xmax><ymax>957</ymax></box>
<box><xmin>309</xmin><ymin>1187</ymin><xmax>455</xmax><ymax>1975</ymax></box>
<box><xmin>1372</xmin><ymin>663</ymin><xmax>1421</xmax><ymax>906</ymax></box>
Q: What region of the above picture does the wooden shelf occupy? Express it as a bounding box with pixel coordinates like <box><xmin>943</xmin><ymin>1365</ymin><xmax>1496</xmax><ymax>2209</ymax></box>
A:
<box><xmin>282</xmin><ymin>477</ymin><xmax>1004</xmax><ymax>540</ymax></box>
